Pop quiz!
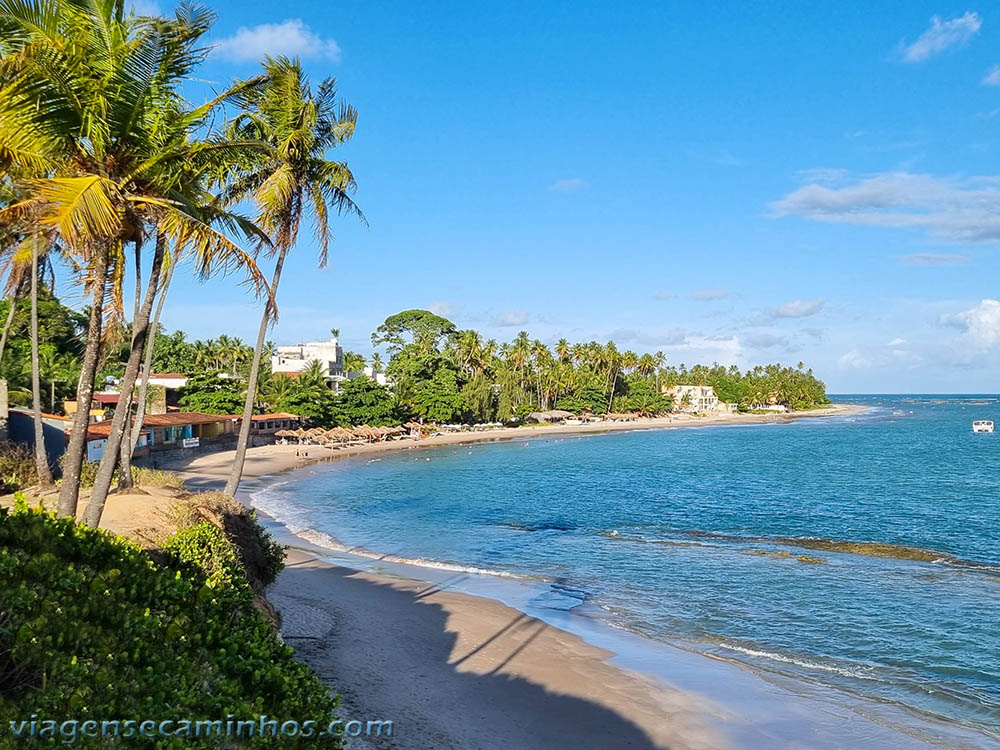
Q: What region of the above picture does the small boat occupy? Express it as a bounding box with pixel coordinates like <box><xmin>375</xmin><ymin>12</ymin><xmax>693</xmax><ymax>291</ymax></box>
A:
<box><xmin>972</xmin><ymin>420</ymin><xmax>995</xmax><ymax>433</ymax></box>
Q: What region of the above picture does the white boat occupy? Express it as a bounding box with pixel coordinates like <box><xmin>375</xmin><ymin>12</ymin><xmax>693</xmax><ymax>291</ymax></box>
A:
<box><xmin>972</xmin><ymin>420</ymin><xmax>995</xmax><ymax>433</ymax></box>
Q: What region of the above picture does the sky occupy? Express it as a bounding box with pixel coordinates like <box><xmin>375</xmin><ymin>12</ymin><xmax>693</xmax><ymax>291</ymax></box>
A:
<box><xmin>118</xmin><ymin>0</ymin><xmax>1000</xmax><ymax>392</ymax></box>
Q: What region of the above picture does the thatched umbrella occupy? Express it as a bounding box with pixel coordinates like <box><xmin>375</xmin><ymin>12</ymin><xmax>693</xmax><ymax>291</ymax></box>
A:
<box><xmin>275</xmin><ymin>429</ymin><xmax>294</xmax><ymax>438</ymax></box>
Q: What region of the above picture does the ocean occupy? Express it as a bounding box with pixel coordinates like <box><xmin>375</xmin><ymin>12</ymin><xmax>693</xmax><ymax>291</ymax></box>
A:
<box><xmin>250</xmin><ymin>396</ymin><xmax>1000</xmax><ymax>744</ymax></box>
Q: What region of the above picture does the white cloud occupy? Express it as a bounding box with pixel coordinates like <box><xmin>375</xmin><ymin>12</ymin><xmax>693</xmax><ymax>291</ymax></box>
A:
<box><xmin>772</xmin><ymin>171</ymin><xmax>1000</xmax><ymax>242</ymax></box>
<box><xmin>741</xmin><ymin>331</ymin><xmax>788</xmax><ymax>349</ymax></box>
<box><xmin>794</xmin><ymin>167</ymin><xmax>849</xmax><ymax>184</ymax></box>
<box><xmin>213</xmin><ymin>19</ymin><xmax>341</xmax><ymax>62</ymax></box>
<box><xmin>691</xmin><ymin>288</ymin><xmax>729</xmax><ymax>301</ymax></box>
<box><xmin>671</xmin><ymin>335</ymin><xmax>742</xmax><ymax>364</ymax></box>
<box><xmin>494</xmin><ymin>309</ymin><xmax>529</xmax><ymax>327</ymax></box>
<box><xmin>652</xmin><ymin>291</ymin><xmax>674</xmax><ymax>301</ymax></box>
<box><xmin>607</xmin><ymin>328</ymin><xmax>688</xmax><ymax>347</ymax></box>
<box><xmin>901</xmin><ymin>252</ymin><xmax>970</xmax><ymax>266</ymax></box>
<box><xmin>768</xmin><ymin>298</ymin><xmax>825</xmax><ymax>319</ymax></box>
<box><xmin>983</xmin><ymin>64</ymin><xmax>1000</xmax><ymax>86</ymax></box>
<box><xmin>941</xmin><ymin>299</ymin><xmax>1000</xmax><ymax>348</ymax></box>
<box><xmin>548</xmin><ymin>178</ymin><xmax>589</xmax><ymax>192</ymax></box>
<box><xmin>900</xmin><ymin>12</ymin><xmax>981</xmax><ymax>63</ymax></box>
<box><xmin>888</xmin><ymin>337</ymin><xmax>907</xmax><ymax>347</ymax></box>
<box><xmin>428</xmin><ymin>300</ymin><xmax>456</xmax><ymax>318</ymax></box>
<box><xmin>839</xmin><ymin>350</ymin><xmax>872</xmax><ymax>370</ymax></box>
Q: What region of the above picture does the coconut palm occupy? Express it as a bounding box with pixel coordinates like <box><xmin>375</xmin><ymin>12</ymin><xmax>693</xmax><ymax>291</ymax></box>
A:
<box><xmin>28</xmin><ymin>229</ymin><xmax>52</xmax><ymax>483</ymax></box>
<box><xmin>223</xmin><ymin>57</ymin><xmax>365</xmax><ymax>496</ymax></box>
<box><xmin>0</xmin><ymin>0</ymin><xmax>270</xmax><ymax>520</ymax></box>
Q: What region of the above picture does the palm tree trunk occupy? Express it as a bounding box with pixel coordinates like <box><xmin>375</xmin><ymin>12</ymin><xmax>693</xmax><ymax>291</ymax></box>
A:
<box><xmin>116</xmin><ymin>243</ymin><xmax>145</xmax><ymax>492</ymax></box>
<box><xmin>224</xmin><ymin>247</ymin><xmax>286</xmax><ymax>497</ymax></box>
<box><xmin>120</xmin><ymin>256</ymin><xmax>175</xmax><ymax>490</ymax></box>
<box><xmin>57</xmin><ymin>250</ymin><xmax>109</xmax><ymax>518</ymax></box>
<box><xmin>85</xmin><ymin>236</ymin><xmax>165</xmax><ymax>527</ymax></box>
<box><xmin>0</xmin><ymin>290</ymin><xmax>18</xmax><ymax>366</ymax></box>
<box><xmin>30</xmin><ymin>235</ymin><xmax>53</xmax><ymax>486</ymax></box>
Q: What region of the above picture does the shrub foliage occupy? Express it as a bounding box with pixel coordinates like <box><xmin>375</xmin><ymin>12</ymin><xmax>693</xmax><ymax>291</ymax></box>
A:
<box><xmin>0</xmin><ymin>499</ymin><xmax>338</xmax><ymax>747</ymax></box>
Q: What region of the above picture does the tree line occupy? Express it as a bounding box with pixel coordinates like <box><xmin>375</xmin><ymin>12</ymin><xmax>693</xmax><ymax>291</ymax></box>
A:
<box><xmin>144</xmin><ymin>307</ymin><xmax>830</xmax><ymax>428</ymax></box>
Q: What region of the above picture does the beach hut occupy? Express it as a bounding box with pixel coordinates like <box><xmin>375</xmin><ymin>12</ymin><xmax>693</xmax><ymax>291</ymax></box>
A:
<box><xmin>525</xmin><ymin>409</ymin><xmax>575</xmax><ymax>423</ymax></box>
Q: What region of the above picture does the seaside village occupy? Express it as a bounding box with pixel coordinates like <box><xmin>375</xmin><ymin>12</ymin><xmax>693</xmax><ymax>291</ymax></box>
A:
<box><xmin>0</xmin><ymin>331</ymin><xmax>788</xmax><ymax>467</ymax></box>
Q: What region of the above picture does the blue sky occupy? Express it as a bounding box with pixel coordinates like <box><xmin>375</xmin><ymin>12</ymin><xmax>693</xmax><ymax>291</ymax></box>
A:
<box><xmin>127</xmin><ymin>1</ymin><xmax>1000</xmax><ymax>392</ymax></box>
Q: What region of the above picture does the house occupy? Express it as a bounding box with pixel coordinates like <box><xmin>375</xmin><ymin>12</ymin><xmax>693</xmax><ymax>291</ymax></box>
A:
<box><xmin>240</xmin><ymin>412</ymin><xmax>302</xmax><ymax>437</ymax></box>
<box><xmin>7</xmin><ymin>409</ymin><xmax>74</xmax><ymax>463</ymax></box>
<box><xmin>135</xmin><ymin>373</ymin><xmax>188</xmax><ymax>409</ymax></box>
<box><xmin>142</xmin><ymin>412</ymin><xmax>236</xmax><ymax>447</ymax></box>
<box><xmin>91</xmin><ymin>391</ymin><xmax>137</xmax><ymax>417</ymax></box>
<box><xmin>347</xmin><ymin>366</ymin><xmax>392</xmax><ymax>387</ymax></box>
<box><xmin>666</xmin><ymin>385</ymin><xmax>720</xmax><ymax>413</ymax></box>
<box><xmin>85</xmin><ymin>421</ymin><xmax>150</xmax><ymax>463</ymax></box>
<box><xmin>271</xmin><ymin>337</ymin><xmax>344</xmax><ymax>391</ymax></box>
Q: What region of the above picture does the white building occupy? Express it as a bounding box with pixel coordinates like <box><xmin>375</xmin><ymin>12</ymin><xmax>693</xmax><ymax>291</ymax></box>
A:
<box><xmin>353</xmin><ymin>365</ymin><xmax>391</xmax><ymax>387</ymax></box>
<box><xmin>666</xmin><ymin>384</ymin><xmax>720</xmax><ymax>413</ymax></box>
<box><xmin>135</xmin><ymin>373</ymin><xmax>188</xmax><ymax>390</ymax></box>
<box><xmin>271</xmin><ymin>337</ymin><xmax>344</xmax><ymax>390</ymax></box>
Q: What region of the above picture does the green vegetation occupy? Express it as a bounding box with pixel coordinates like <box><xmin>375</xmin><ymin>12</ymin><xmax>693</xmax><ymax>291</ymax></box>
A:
<box><xmin>0</xmin><ymin>442</ymin><xmax>36</xmax><ymax>492</ymax></box>
<box><xmin>0</xmin><ymin>498</ymin><xmax>337</xmax><ymax>747</ymax></box>
<box><xmin>178</xmin><ymin>371</ymin><xmax>247</xmax><ymax>415</ymax></box>
<box><xmin>0</xmin><ymin>291</ymin><xmax>85</xmax><ymax>409</ymax></box>
<box><xmin>365</xmin><ymin>311</ymin><xmax>829</xmax><ymax>424</ymax></box>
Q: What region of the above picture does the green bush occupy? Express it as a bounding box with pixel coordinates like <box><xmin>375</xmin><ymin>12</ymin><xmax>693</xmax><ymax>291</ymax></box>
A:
<box><xmin>162</xmin><ymin>522</ymin><xmax>253</xmax><ymax>600</ymax></box>
<box><xmin>166</xmin><ymin>493</ymin><xmax>286</xmax><ymax>589</ymax></box>
<box><xmin>0</xmin><ymin>498</ymin><xmax>339</xmax><ymax>748</ymax></box>
<box><xmin>0</xmin><ymin>442</ymin><xmax>37</xmax><ymax>493</ymax></box>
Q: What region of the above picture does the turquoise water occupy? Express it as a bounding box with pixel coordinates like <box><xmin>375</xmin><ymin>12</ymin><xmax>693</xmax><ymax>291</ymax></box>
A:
<box><xmin>255</xmin><ymin>396</ymin><xmax>1000</xmax><ymax>741</ymax></box>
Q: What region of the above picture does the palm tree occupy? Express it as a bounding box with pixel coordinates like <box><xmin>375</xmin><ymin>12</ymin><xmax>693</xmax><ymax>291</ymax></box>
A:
<box><xmin>223</xmin><ymin>57</ymin><xmax>365</xmax><ymax>497</ymax></box>
<box><xmin>0</xmin><ymin>0</ymin><xmax>271</xmax><ymax>520</ymax></box>
<box><xmin>259</xmin><ymin>371</ymin><xmax>297</xmax><ymax>410</ymax></box>
<box><xmin>29</xmin><ymin>228</ymin><xmax>52</xmax><ymax>484</ymax></box>
<box><xmin>555</xmin><ymin>338</ymin><xmax>571</xmax><ymax>364</ymax></box>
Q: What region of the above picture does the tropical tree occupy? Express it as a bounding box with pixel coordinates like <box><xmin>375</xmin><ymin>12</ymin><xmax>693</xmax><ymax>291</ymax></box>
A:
<box><xmin>28</xmin><ymin>229</ymin><xmax>52</xmax><ymax>483</ymax></box>
<box><xmin>343</xmin><ymin>351</ymin><xmax>366</xmax><ymax>373</ymax></box>
<box><xmin>222</xmin><ymin>57</ymin><xmax>364</xmax><ymax>496</ymax></box>
<box><xmin>0</xmin><ymin>0</ymin><xmax>269</xmax><ymax>522</ymax></box>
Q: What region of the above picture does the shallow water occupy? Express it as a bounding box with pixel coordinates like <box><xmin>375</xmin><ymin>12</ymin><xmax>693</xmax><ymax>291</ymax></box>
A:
<box><xmin>252</xmin><ymin>396</ymin><xmax>1000</xmax><ymax>742</ymax></box>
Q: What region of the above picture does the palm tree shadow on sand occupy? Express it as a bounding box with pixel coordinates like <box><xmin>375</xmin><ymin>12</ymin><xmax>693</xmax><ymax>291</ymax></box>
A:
<box><xmin>274</xmin><ymin>561</ymin><xmax>672</xmax><ymax>750</ymax></box>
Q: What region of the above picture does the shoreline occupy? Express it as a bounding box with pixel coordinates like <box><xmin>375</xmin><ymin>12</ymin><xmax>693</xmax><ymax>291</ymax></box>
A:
<box><xmin>169</xmin><ymin>401</ymin><xmax>995</xmax><ymax>749</ymax></box>
<box><xmin>173</xmin><ymin>403</ymin><xmax>866</xmax><ymax>492</ymax></box>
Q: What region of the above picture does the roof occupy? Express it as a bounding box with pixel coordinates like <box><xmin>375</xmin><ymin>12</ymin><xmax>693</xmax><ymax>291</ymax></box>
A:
<box><xmin>93</xmin><ymin>392</ymin><xmax>137</xmax><ymax>404</ymax></box>
<box><xmin>249</xmin><ymin>412</ymin><xmax>299</xmax><ymax>421</ymax></box>
<box><xmin>9</xmin><ymin>408</ymin><xmax>71</xmax><ymax>421</ymax></box>
<box><xmin>142</xmin><ymin>412</ymin><xmax>235</xmax><ymax>427</ymax></box>
<box><xmin>86</xmin><ymin>422</ymin><xmax>149</xmax><ymax>440</ymax></box>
